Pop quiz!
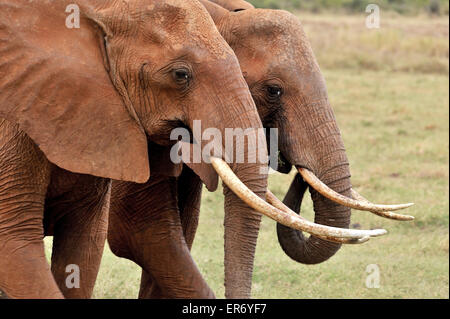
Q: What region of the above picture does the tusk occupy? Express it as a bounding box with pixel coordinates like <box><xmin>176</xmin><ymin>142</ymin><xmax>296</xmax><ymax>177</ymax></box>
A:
<box><xmin>297</xmin><ymin>167</ymin><xmax>414</xmax><ymax>220</ymax></box>
<box><xmin>266</xmin><ymin>191</ymin><xmax>371</xmax><ymax>245</ymax></box>
<box><xmin>210</xmin><ymin>157</ymin><xmax>387</xmax><ymax>240</ymax></box>
<box><xmin>314</xmin><ymin>235</ymin><xmax>370</xmax><ymax>244</ymax></box>
<box><xmin>350</xmin><ymin>189</ymin><xmax>414</xmax><ymax>221</ymax></box>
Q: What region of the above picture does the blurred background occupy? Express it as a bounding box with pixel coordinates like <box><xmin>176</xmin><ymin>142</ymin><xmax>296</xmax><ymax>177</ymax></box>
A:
<box><xmin>248</xmin><ymin>0</ymin><xmax>449</xmax><ymax>15</ymax></box>
<box><xmin>46</xmin><ymin>0</ymin><xmax>449</xmax><ymax>298</ymax></box>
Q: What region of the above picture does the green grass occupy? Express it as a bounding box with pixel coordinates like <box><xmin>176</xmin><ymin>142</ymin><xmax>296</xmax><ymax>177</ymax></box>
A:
<box><xmin>45</xmin><ymin>13</ymin><xmax>449</xmax><ymax>299</ymax></box>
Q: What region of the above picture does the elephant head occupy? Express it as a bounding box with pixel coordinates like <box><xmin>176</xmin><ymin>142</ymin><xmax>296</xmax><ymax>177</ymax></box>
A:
<box><xmin>201</xmin><ymin>2</ymin><xmax>414</xmax><ymax>265</ymax></box>
<box><xmin>0</xmin><ymin>0</ymin><xmax>266</xmax><ymax>183</ymax></box>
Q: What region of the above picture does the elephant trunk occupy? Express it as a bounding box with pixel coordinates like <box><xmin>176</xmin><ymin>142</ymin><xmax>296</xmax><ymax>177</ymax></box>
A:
<box><xmin>223</xmin><ymin>160</ymin><xmax>267</xmax><ymax>298</ymax></box>
<box><xmin>278</xmin><ymin>163</ymin><xmax>352</xmax><ymax>264</ymax></box>
<box><xmin>278</xmin><ymin>156</ymin><xmax>352</xmax><ymax>264</ymax></box>
<box><xmin>277</xmin><ymin>97</ymin><xmax>352</xmax><ymax>264</ymax></box>
<box><xmin>219</xmin><ymin>107</ymin><xmax>268</xmax><ymax>298</ymax></box>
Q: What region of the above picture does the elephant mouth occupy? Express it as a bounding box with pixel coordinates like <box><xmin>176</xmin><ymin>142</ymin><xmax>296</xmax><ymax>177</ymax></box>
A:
<box><xmin>275</xmin><ymin>151</ymin><xmax>292</xmax><ymax>174</ymax></box>
<box><xmin>146</xmin><ymin>119</ymin><xmax>192</xmax><ymax>147</ymax></box>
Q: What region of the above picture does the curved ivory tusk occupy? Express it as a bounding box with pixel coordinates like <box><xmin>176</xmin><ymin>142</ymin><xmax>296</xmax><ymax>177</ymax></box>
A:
<box><xmin>297</xmin><ymin>167</ymin><xmax>414</xmax><ymax>220</ymax></box>
<box><xmin>350</xmin><ymin>189</ymin><xmax>414</xmax><ymax>221</ymax></box>
<box><xmin>210</xmin><ymin>157</ymin><xmax>387</xmax><ymax>240</ymax></box>
<box><xmin>265</xmin><ymin>191</ymin><xmax>371</xmax><ymax>244</ymax></box>
<box><xmin>313</xmin><ymin>234</ymin><xmax>370</xmax><ymax>244</ymax></box>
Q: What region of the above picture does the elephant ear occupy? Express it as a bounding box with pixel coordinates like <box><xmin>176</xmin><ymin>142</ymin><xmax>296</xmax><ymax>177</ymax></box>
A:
<box><xmin>208</xmin><ymin>0</ymin><xmax>254</xmax><ymax>11</ymax></box>
<box><xmin>199</xmin><ymin>0</ymin><xmax>229</xmax><ymax>24</ymax></box>
<box><xmin>0</xmin><ymin>1</ymin><xmax>149</xmax><ymax>183</ymax></box>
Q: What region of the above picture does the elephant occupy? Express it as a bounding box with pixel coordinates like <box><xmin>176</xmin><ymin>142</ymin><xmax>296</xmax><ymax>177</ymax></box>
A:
<box><xmin>107</xmin><ymin>0</ymin><xmax>414</xmax><ymax>299</ymax></box>
<box><xmin>0</xmin><ymin>0</ymin><xmax>282</xmax><ymax>299</ymax></box>
<box><xmin>208</xmin><ymin>0</ymin><xmax>255</xmax><ymax>11</ymax></box>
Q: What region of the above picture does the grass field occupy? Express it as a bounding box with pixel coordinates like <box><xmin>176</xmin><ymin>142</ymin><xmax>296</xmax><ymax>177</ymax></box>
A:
<box><xmin>45</xmin><ymin>13</ymin><xmax>449</xmax><ymax>299</ymax></box>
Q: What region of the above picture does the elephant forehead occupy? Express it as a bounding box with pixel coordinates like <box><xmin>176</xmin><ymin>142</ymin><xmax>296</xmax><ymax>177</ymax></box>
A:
<box><xmin>135</xmin><ymin>0</ymin><xmax>234</xmax><ymax>60</ymax></box>
<box><xmin>230</xmin><ymin>11</ymin><xmax>319</xmax><ymax>73</ymax></box>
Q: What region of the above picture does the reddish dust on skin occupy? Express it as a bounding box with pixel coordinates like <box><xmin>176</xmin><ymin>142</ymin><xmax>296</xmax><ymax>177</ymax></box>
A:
<box><xmin>224</xmin><ymin>10</ymin><xmax>320</xmax><ymax>72</ymax></box>
<box><xmin>137</xmin><ymin>0</ymin><xmax>234</xmax><ymax>60</ymax></box>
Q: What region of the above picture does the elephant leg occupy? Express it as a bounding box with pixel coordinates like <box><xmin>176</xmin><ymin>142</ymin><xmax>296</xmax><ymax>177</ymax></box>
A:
<box><xmin>140</xmin><ymin>166</ymin><xmax>204</xmax><ymax>298</ymax></box>
<box><xmin>139</xmin><ymin>270</ymin><xmax>165</xmax><ymax>299</ymax></box>
<box><xmin>109</xmin><ymin>176</ymin><xmax>214</xmax><ymax>299</ymax></box>
<box><xmin>48</xmin><ymin>174</ymin><xmax>111</xmax><ymax>299</ymax></box>
<box><xmin>0</xmin><ymin>121</ymin><xmax>62</xmax><ymax>299</ymax></box>
<box><xmin>178</xmin><ymin>166</ymin><xmax>203</xmax><ymax>250</ymax></box>
<box><xmin>0</xmin><ymin>198</ymin><xmax>62</xmax><ymax>299</ymax></box>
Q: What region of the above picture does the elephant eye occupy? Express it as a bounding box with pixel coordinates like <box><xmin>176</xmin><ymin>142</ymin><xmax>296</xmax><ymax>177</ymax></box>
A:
<box><xmin>172</xmin><ymin>68</ymin><xmax>191</xmax><ymax>85</ymax></box>
<box><xmin>267</xmin><ymin>85</ymin><xmax>283</xmax><ymax>100</ymax></box>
